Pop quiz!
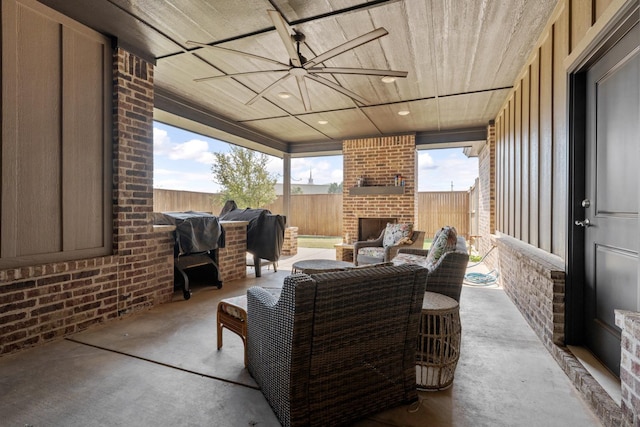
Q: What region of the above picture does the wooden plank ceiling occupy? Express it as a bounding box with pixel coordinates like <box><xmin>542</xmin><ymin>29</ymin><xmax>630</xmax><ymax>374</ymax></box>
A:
<box><xmin>37</xmin><ymin>0</ymin><xmax>558</xmax><ymax>155</ymax></box>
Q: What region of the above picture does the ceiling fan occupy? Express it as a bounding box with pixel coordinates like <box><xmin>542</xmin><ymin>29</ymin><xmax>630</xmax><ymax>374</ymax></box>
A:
<box><xmin>186</xmin><ymin>9</ymin><xmax>408</xmax><ymax>112</ymax></box>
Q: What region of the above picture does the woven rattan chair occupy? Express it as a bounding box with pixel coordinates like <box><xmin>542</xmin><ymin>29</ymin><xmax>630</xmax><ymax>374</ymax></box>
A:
<box><xmin>354</xmin><ymin>229</ymin><xmax>426</xmax><ymax>266</ymax></box>
<box><xmin>246</xmin><ymin>264</ymin><xmax>428</xmax><ymax>427</ymax></box>
<box><xmin>395</xmin><ymin>236</ymin><xmax>469</xmax><ymax>302</ymax></box>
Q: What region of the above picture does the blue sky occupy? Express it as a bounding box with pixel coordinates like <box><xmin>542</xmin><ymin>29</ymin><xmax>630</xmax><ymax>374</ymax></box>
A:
<box><xmin>153</xmin><ymin>122</ymin><xmax>478</xmax><ymax>193</ymax></box>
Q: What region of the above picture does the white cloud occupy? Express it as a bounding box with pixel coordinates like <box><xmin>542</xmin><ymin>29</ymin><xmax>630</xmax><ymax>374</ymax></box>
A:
<box><xmin>418</xmin><ymin>151</ymin><xmax>437</xmax><ymax>170</ymax></box>
<box><xmin>169</xmin><ymin>139</ymin><xmax>217</xmax><ymax>164</ymax></box>
<box><xmin>418</xmin><ymin>150</ymin><xmax>478</xmax><ymax>191</ymax></box>
<box><xmin>154</xmin><ymin>126</ymin><xmax>219</xmax><ymax>164</ymax></box>
<box><xmin>291</xmin><ymin>156</ymin><xmax>343</xmax><ymax>184</ymax></box>
<box><xmin>153</xmin><ymin>127</ymin><xmax>172</xmax><ymax>155</ymax></box>
<box><xmin>154</xmin><ymin>168</ymin><xmax>220</xmax><ymax>193</ymax></box>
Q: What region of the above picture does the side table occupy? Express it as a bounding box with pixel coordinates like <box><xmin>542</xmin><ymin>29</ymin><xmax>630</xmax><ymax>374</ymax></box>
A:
<box><xmin>217</xmin><ymin>288</ymin><xmax>282</xmax><ymax>367</ymax></box>
<box><xmin>416</xmin><ymin>291</ymin><xmax>461</xmax><ymax>390</ymax></box>
<box><xmin>334</xmin><ymin>243</ymin><xmax>354</xmax><ymax>262</ymax></box>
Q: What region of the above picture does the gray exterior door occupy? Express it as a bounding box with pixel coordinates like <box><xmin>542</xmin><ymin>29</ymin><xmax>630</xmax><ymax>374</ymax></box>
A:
<box><xmin>582</xmin><ymin>22</ymin><xmax>639</xmax><ymax>376</ymax></box>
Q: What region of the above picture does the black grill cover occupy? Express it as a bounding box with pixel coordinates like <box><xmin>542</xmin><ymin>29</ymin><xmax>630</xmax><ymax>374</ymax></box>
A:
<box><xmin>153</xmin><ymin>211</ymin><xmax>224</xmax><ymax>257</ymax></box>
<box><xmin>219</xmin><ymin>208</ymin><xmax>285</xmax><ymax>262</ymax></box>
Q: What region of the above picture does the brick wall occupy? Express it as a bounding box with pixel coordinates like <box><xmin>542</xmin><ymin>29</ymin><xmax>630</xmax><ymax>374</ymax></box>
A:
<box><xmin>494</xmin><ymin>234</ymin><xmax>565</xmax><ymax>347</ymax></box>
<box><xmin>616</xmin><ymin>310</ymin><xmax>640</xmax><ymax>426</ymax></box>
<box><xmin>342</xmin><ymin>135</ymin><xmax>417</xmax><ymax>241</ymax></box>
<box><xmin>0</xmin><ymin>48</ymin><xmax>175</xmax><ymax>356</ymax></box>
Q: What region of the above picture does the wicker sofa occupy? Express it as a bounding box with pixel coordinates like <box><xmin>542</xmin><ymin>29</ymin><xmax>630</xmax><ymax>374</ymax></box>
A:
<box><xmin>393</xmin><ymin>236</ymin><xmax>469</xmax><ymax>302</ymax></box>
<box><xmin>246</xmin><ymin>264</ymin><xmax>428</xmax><ymax>427</ymax></box>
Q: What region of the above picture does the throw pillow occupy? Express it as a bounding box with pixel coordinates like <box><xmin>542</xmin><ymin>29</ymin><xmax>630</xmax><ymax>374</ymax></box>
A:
<box><xmin>425</xmin><ymin>226</ymin><xmax>458</xmax><ymax>267</ymax></box>
<box><xmin>382</xmin><ymin>223</ymin><xmax>413</xmax><ymax>248</ymax></box>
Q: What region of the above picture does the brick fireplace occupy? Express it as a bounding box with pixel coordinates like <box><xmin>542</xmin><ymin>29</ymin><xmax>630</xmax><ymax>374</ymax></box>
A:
<box><xmin>342</xmin><ymin>135</ymin><xmax>418</xmax><ymax>243</ymax></box>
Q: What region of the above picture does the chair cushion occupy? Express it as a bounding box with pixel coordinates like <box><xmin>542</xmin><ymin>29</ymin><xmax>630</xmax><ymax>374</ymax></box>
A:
<box><xmin>382</xmin><ymin>223</ymin><xmax>413</xmax><ymax>248</ymax></box>
<box><xmin>358</xmin><ymin>247</ymin><xmax>385</xmax><ymax>258</ymax></box>
<box><xmin>392</xmin><ymin>253</ymin><xmax>429</xmax><ymax>268</ymax></box>
<box><xmin>425</xmin><ymin>226</ymin><xmax>458</xmax><ymax>268</ymax></box>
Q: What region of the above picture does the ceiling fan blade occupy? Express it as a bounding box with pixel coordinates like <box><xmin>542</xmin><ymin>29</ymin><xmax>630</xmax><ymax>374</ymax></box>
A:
<box><xmin>308</xmin><ymin>67</ymin><xmax>408</xmax><ymax>78</ymax></box>
<box><xmin>186</xmin><ymin>40</ymin><xmax>289</xmax><ymax>67</ymax></box>
<box><xmin>267</xmin><ymin>10</ymin><xmax>302</xmax><ymax>67</ymax></box>
<box><xmin>305</xmin><ymin>74</ymin><xmax>369</xmax><ymax>105</ymax></box>
<box><xmin>246</xmin><ymin>73</ymin><xmax>292</xmax><ymax>106</ymax></box>
<box><xmin>194</xmin><ymin>69</ymin><xmax>289</xmax><ymax>83</ymax></box>
<box><xmin>296</xmin><ymin>76</ymin><xmax>312</xmax><ymax>111</ymax></box>
<box><xmin>303</xmin><ymin>27</ymin><xmax>388</xmax><ymax>68</ymax></box>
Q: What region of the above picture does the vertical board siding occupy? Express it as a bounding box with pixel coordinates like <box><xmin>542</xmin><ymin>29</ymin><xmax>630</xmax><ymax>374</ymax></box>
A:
<box><xmin>538</xmin><ymin>34</ymin><xmax>553</xmax><ymax>253</ymax></box>
<box><xmin>14</xmin><ymin>7</ymin><xmax>62</xmax><ymax>256</ymax></box>
<box><xmin>508</xmin><ymin>97</ymin><xmax>515</xmax><ymax>236</ymax></box>
<box><xmin>492</xmin><ymin>0</ymin><xmax>628</xmax><ymax>260</ymax></box>
<box><xmin>515</xmin><ymin>86</ymin><xmax>523</xmax><ymax>240</ymax></box>
<box><xmin>529</xmin><ymin>52</ymin><xmax>541</xmax><ymax>247</ymax></box>
<box><xmin>571</xmin><ymin>0</ymin><xmax>593</xmax><ymax>51</ymax></box>
<box><xmin>552</xmin><ymin>9</ymin><xmax>569</xmax><ymax>257</ymax></box>
<box><xmin>522</xmin><ymin>71</ymin><xmax>531</xmax><ymax>243</ymax></box>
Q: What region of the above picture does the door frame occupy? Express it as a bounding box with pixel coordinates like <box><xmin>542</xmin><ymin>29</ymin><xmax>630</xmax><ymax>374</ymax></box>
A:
<box><xmin>565</xmin><ymin>2</ymin><xmax>639</xmax><ymax>346</ymax></box>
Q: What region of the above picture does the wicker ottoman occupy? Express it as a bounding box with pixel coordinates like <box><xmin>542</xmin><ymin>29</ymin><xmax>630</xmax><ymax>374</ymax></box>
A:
<box><xmin>217</xmin><ymin>288</ymin><xmax>281</xmax><ymax>367</ymax></box>
<box><xmin>416</xmin><ymin>291</ymin><xmax>461</xmax><ymax>390</ymax></box>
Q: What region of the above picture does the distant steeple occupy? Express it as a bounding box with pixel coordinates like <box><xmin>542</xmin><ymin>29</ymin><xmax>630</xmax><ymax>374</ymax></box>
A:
<box><xmin>308</xmin><ymin>169</ymin><xmax>314</xmax><ymax>184</ymax></box>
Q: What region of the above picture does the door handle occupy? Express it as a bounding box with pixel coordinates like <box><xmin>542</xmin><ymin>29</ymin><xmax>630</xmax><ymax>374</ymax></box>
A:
<box><xmin>575</xmin><ymin>218</ymin><xmax>592</xmax><ymax>227</ymax></box>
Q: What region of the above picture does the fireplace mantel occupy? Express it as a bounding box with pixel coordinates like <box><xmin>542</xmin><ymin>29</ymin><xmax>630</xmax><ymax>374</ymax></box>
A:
<box><xmin>348</xmin><ymin>186</ymin><xmax>404</xmax><ymax>196</ymax></box>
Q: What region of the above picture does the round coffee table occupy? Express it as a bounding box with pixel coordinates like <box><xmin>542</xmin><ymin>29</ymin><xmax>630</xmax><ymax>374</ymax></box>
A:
<box><xmin>291</xmin><ymin>259</ymin><xmax>353</xmax><ymax>274</ymax></box>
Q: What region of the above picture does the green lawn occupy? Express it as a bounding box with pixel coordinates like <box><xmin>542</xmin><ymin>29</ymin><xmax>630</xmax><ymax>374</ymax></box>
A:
<box><xmin>297</xmin><ymin>235</ymin><xmax>432</xmax><ymax>250</ymax></box>
<box><xmin>297</xmin><ymin>235</ymin><xmax>342</xmax><ymax>249</ymax></box>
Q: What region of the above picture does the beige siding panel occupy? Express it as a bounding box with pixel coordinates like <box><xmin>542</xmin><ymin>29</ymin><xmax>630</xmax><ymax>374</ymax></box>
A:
<box><xmin>552</xmin><ymin>10</ymin><xmax>570</xmax><ymax>257</ymax></box>
<box><xmin>14</xmin><ymin>6</ymin><xmax>62</xmax><ymax>256</ymax></box>
<box><xmin>515</xmin><ymin>85</ymin><xmax>523</xmax><ymax>240</ymax></box>
<box><xmin>539</xmin><ymin>34</ymin><xmax>553</xmax><ymax>252</ymax></box>
<box><xmin>1</xmin><ymin>0</ymin><xmax>19</xmax><ymax>256</ymax></box>
<box><xmin>508</xmin><ymin>96</ymin><xmax>515</xmax><ymax>237</ymax></box>
<box><xmin>521</xmin><ymin>71</ymin><xmax>531</xmax><ymax>243</ymax></box>
<box><xmin>62</xmin><ymin>27</ymin><xmax>106</xmax><ymax>251</ymax></box>
<box><xmin>595</xmin><ymin>0</ymin><xmax>615</xmax><ymax>20</ymax></box>
<box><xmin>529</xmin><ymin>52</ymin><xmax>541</xmax><ymax>247</ymax></box>
<box><xmin>571</xmin><ymin>0</ymin><xmax>594</xmax><ymax>52</ymax></box>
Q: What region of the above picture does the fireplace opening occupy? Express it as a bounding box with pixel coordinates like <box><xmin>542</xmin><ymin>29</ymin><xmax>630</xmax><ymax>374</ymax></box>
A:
<box><xmin>358</xmin><ymin>218</ymin><xmax>397</xmax><ymax>241</ymax></box>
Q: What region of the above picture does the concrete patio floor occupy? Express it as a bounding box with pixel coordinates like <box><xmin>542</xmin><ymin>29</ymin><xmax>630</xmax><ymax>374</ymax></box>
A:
<box><xmin>0</xmin><ymin>248</ymin><xmax>603</xmax><ymax>426</ymax></box>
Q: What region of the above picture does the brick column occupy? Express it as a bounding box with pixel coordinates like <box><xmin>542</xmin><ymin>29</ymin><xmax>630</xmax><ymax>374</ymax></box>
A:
<box><xmin>282</xmin><ymin>226</ymin><xmax>298</xmax><ymax>256</ymax></box>
<box><xmin>113</xmin><ymin>49</ymin><xmax>173</xmax><ymax>315</ymax></box>
<box><xmin>218</xmin><ymin>222</ymin><xmax>248</xmax><ymax>282</ymax></box>
<box><xmin>478</xmin><ymin>122</ymin><xmax>497</xmax><ymax>267</ymax></box>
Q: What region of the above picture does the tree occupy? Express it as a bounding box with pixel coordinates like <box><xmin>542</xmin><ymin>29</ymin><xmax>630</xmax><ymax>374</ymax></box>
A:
<box><xmin>211</xmin><ymin>145</ymin><xmax>277</xmax><ymax>209</ymax></box>
<box><xmin>292</xmin><ymin>186</ymin><xmax>304</xmax><ymax>194</ymax></box>
<box><xmin>328</xmin><ymin>182</ymin><xmax>343</xmax><ymax>194</ymax></box>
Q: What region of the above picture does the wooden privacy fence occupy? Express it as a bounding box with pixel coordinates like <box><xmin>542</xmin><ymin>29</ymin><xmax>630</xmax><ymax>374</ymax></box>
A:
<box><xmin>153</xmin><ymin>189</ymin><xmax>474</xmax><ymax>238</ymax></box>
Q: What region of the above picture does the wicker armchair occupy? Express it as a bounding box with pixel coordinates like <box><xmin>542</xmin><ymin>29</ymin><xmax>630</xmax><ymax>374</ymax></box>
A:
<box><xmin>246</xmin><ymin>264</ymin><xmax>428</xmax><ymax>427</ymax></box>
<box><xmin>395</xmin><ymin>236</ymin><xmax>469</xmax><ymax>302</ymax></box>
<box><xmin>354</xmin><ymin>229</ymin><xmax>425</xmax><ymax>266</ymax></box>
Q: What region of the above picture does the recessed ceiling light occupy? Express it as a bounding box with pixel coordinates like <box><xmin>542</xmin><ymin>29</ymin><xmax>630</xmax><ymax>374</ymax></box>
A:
<box><xmin>277</xmin><ymin>92</ymin><xmax>291</xmax><ymax>99</ymax></box>
<box><xmin>398</xmin><ymin>110</ymin><xmax>410</xmax><ymax>116</ymax></box>
<box><xmin>318</xmin><ymin>120</ymin><xmax>328</xmax><ymax>125</ymax></box>
<box><xmin>381</xmin><ymin>76</ymin><xmax>397</xmax><ymax>83</ymax></box>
